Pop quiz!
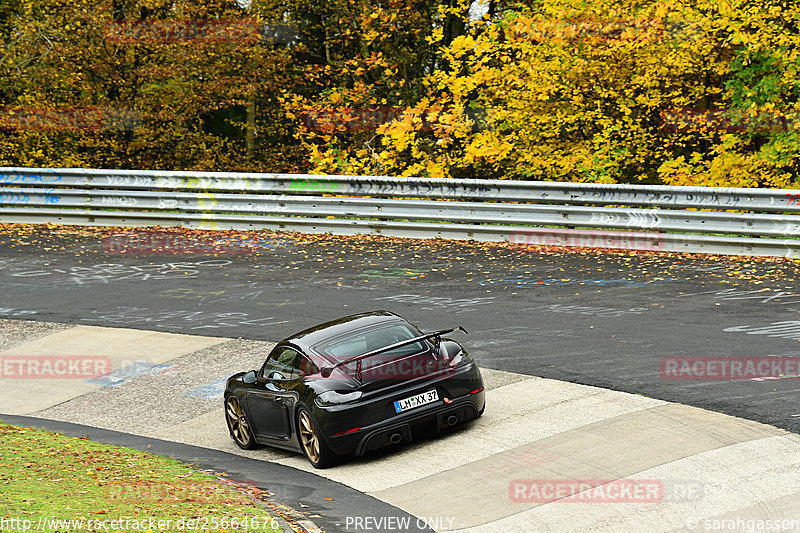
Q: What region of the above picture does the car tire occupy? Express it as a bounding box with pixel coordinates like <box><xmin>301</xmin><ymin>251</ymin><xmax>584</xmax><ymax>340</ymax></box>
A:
<box><xmin>225</xmin><ymin>394</ymin><xmax>258</xmax><ymax>450</ymax></box>
<box><xmin>297</xmin><ymin>406</ymin><xmax>338</xmax><ymax>469</ymax></box>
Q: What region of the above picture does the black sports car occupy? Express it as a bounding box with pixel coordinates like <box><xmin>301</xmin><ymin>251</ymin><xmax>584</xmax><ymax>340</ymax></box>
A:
<box><xmin>224</xmin><ymin>311</ymin><xmax>485</xmax><ymax>468</ymax></box>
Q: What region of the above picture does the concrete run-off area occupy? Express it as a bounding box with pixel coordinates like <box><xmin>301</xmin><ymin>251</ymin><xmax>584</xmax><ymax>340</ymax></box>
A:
<box><xmin>1</xmin><ymin>321</ymin><xmax>799</xmax><ymax>532</ymax></box>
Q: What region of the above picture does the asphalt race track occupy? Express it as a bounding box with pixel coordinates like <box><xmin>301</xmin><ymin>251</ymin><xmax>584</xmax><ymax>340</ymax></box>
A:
<box><xmin>2</xmin><ymin>227</ymin><xmax>800</xmax><ymax>432</ymax></box>
<box><xmin>2</xmin><ymin>226</ymin><xmax>800</xmax><ymax>532</ymax></box>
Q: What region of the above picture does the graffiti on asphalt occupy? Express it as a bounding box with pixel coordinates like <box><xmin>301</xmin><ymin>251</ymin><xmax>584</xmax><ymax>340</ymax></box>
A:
<box><xmin>678</xmin><ymin>287</ymin><xmax>800</xmax><ymax>311</ymax></box>
<box><xmin>81</xmin><ymin>306</ymin><xmax>287</xmax><ymax>330</ymax></box>
<box><xmin>4</xmin><ymin>260</ymin><xmax>231</xmax><ymax>285</ymax></box>
<box><xmin>524</xmin><ymin>303</ymin><xmax>650</xmax><ymax>318</ymax></box>
<box><xmin>724</xmin><ymin>321</ymin><xmax>800</xmax><ymax>340</ymax></box>
<box><xmin>359</xmin><ymin>268</ymin><xmax>428</xmax><ymax>279</ymax></box>
<box><xmin>374</xmin><ymin>294</ymin><xmax>495</xmax><ymax>313</ymax></box>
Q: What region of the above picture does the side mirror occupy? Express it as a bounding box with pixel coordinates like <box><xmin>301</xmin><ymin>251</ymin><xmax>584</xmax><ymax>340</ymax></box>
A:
<box><xmin>243</xmin><ymin>370</ymin><xmax>257</xmax><ymax>384</ymax></box>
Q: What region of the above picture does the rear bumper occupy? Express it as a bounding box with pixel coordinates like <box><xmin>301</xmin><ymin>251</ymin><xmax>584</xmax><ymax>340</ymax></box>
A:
<box><xmin>314</xmin><ymin>361</ymin><xmax>485</xmax><ymax>457</ymax></box>
<box><xmin>353</xmin><ymin>390</ymin><xmax>484</xmax><ymax>456</ymax></box>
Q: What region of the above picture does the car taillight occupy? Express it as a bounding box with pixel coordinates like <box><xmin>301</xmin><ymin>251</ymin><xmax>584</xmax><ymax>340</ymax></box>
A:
<box><xmin>470</xmin><ymin>387</ymin><xmax>484</xmax><ymax>395</ymax></box>
<box><xmin>316</xmin><ymin>390</ymin><xmax>363</xmax><ymax>407</ymax></box>
<box><xmin>332</xmin><ymin>427</ymin><xmax>361</xmax><ymax>437</ymax></box>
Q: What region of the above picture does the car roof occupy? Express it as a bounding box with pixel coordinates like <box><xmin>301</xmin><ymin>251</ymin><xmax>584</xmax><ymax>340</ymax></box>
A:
<box><xmin>282</xmin><ymin>310</ymin><xmax>412</xmax><ymax>358</ymax></box>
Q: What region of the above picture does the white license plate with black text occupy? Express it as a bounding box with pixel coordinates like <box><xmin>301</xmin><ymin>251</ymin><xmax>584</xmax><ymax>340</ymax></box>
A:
<box><xmin>394</xmin><ymin>390</ymin><xmax>439</xmax><ymax>413</ymax></box>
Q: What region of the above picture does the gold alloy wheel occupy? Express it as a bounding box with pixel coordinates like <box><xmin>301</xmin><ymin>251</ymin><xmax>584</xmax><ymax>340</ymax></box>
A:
<box><xmin>226</xmin><ymin>396</ymin><xmax>252</xmax><ymax>447</ymax></box>
<box><xmin>298</xmin><ymin>409</ymin><xmax>321</xmax><ymax>464</ymax></box>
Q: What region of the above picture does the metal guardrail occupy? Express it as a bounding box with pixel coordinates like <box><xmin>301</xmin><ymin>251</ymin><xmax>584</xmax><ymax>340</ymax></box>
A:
<box><xmin>2</xmin><ymin>167</ymin><xmax>800</xmax><ymax>257</ymax></box>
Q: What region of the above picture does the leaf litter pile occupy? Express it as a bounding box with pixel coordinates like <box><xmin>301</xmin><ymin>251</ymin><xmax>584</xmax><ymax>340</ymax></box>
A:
<box><xmin>0</xmin><ymin>223</ymin><xmax>798</xmax><ymax>290</ymax></box>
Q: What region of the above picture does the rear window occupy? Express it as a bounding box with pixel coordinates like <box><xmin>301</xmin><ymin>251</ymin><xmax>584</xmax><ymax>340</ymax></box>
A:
<box><xmin>317</xmin><ymin>324</ymin><xmax>427</xmax><ymax>360</ymax></box>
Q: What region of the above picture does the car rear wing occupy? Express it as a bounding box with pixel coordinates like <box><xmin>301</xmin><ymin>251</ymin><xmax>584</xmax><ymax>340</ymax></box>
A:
<box><xmin>319</xmin><ymin>326</ymin><xmax>468</xmax><ymax>378</ymax></box>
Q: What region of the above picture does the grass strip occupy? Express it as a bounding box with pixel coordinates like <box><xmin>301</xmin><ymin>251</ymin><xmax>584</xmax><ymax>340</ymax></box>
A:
<box><xmin>0</xmin><ymin>422</ymin><xmax>284</xmax><ymax>532</ymax></box>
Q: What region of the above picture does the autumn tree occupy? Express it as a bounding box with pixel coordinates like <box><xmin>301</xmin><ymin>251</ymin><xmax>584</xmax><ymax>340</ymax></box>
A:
<box><xmin>0</xmin><ymin>0</ymin><xmax>299</xmax><ymax>172</ymax></box>
<box><xmin>323</xmin><ymin>0</ymin><xmax>800</xmax><ymax>187</ymax></box>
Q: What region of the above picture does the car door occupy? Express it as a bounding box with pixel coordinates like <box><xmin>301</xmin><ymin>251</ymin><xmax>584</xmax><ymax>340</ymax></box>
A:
<box><xmin>245</xmin><ymin>346</ymin><xmax>301</xmax><ymax>440</ymax></box>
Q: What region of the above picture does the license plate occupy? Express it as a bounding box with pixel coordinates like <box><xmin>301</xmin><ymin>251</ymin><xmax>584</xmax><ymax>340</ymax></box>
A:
<box><xmin>394</xmin><ymin>390</ymin><xmax>439</xmax><ymax>413</ymax></box>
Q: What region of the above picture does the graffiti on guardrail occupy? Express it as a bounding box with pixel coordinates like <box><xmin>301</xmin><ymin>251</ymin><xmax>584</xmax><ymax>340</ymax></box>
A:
<box><xmin>0</xmin><ymin>191</ymin><xmax>29</xmax><ymax>204</ymax></box>
<box><xmin>0</xmin><ymin>188</ymin><xmax>59</xmax><ymax>204</ymax></box>
<box><xmin>0</xmin><ymin>170</ymin><xmax>61</xmax><ymax>184</ymax></box>
<box><xmin>289</xmin><ymin>177</ymin><xmax>341</xmax><ymax>193</ymax></box>
<box><xmin>508</xmin><ymin>228</ymin><xmax>663</xmax><ymax>251</ymax></box>
<box><xmin>585</xmin><ymin>189</ymin><xmax>746</xmax><ymax>207</ymax></box>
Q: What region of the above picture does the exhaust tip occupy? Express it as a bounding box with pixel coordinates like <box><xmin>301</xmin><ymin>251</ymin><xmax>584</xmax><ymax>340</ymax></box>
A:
<box><xmin>389</xmin><ymin>433</ymin><xmax>402</xmax><ymax>444</ymax></box>
<box><xmin>446</xmin><ymin>415</ymin><xmax>458</xmax><ymax>426</ymax></box>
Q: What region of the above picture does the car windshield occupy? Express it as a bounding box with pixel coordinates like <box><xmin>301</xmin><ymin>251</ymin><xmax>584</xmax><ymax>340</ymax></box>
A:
<box><xmin>317</xmin><ymin>323</ymin><xmax>427</xmax><ymax>360</ymax></box>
